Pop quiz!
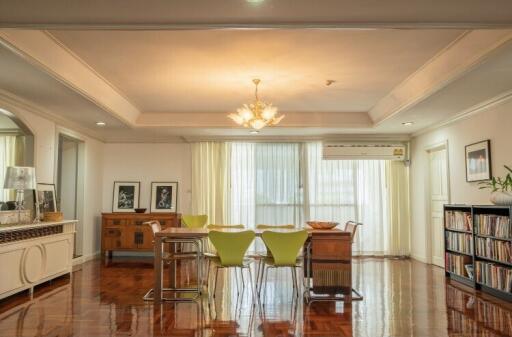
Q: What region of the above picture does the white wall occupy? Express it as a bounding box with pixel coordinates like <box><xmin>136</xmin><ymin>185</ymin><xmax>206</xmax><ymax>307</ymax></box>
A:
<box><xmin>102</xmin><ymin>143</ymin><xmax>192</xmax><ymax>214</ymax></box>
<box><xmin>410</xmin><ymin>99</ymin><xmax>512</xmax><ymax>262</ymax></box>
<box><xmin>2</xmin><ymin>102</ymin><xmax>104</xmax><ymax>261</ymax></box>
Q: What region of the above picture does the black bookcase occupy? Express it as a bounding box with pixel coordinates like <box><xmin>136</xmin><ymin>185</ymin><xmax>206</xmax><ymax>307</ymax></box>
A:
<box><xmin>444</xmin><ymin>204</ymin><xmax>512</xmax><ymax>302</ymax></box>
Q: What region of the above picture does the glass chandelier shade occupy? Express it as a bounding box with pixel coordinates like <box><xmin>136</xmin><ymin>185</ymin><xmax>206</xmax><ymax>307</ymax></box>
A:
<box><xmin>228</xmin><ymin>79</ymin><xmax>285</xmax><ymax>130</ymax></box>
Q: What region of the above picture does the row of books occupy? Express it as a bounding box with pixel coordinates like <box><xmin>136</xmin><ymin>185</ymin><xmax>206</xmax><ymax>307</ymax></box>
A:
<box><xmin>446</xmin><ymin>231</ymin><xmax>473</xmax><ymax>255</ymax></box>
<box><xmin>445</xmin><ymin>210</ymin><xmax>472</xmax><ymax>232</ymax></box>
<box><xmin>475</xmin><ymin>214</ymin><xmax>511</xmax><ymax>239</ymax></box>
<box><xmin>476</xmin><ymin>237</ymin><xmax>512</xmax><ymax>264</ymax></box>
<box><xmin>475</xmin><ymin>261</ymin><xmax>512</xmax><ymax>293</ymax></box>
<box><xmin>446</xmin><ymin>252</ymin><xmax>473</xmax><ymax>278</ymax></box>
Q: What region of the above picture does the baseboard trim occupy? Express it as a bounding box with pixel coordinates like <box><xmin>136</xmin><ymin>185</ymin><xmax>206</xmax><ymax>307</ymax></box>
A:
<box><xmin>410</xmin><ymin>254</ymin><xmax>429</xmax><ymax>264</ymax></box>
<box><xmin>72</xmin><ymin>251</ymin><xmax>101</xmax><ymax>266</ymax></box>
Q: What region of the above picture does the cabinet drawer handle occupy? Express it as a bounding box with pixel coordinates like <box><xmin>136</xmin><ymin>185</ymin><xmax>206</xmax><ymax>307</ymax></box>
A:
<box><xmin>113</xmin><ymin>220</ymin><xmax>121</xmax><ymax>225</ymax></box>
<box><xmin>135</xmin><ymin>221</ymin><xmax>143</xmax><ymax>226</ymax></box>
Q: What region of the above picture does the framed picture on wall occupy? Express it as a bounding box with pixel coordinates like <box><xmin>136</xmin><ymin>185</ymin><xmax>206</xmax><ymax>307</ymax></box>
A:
<box><xmin>465</xmin><ymin>139</ymin><xmax>492</xmax><ymax>182</ymax></box>
<box><xmin>35</xmin><ymin>183</ymin><xmax>57</xmax><ymax>219</ymax></box>
<box><xmin>150</xmin><ymin>182</ymin><xmax>178</xmax><ymax>213</ymax></box>
<box><xmin>112</xmin><ymin>181</ymin><xmax>140</xmax><ymax>212</ymax></box>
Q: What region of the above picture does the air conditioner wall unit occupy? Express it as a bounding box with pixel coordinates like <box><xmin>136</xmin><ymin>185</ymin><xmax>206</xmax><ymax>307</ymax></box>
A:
<box><xmin>322</xmin><ymin>143</ymin><xmax>406</xmax><ymax>161</ymax></box>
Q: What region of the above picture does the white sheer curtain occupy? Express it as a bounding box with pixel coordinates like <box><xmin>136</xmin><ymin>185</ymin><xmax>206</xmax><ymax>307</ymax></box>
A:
<box><xmin>227</xmin><ymin>142</ymin><xmax>399</xmax><ymax>256</ymax></box>
<box><xmin>191</xmin><ymin>142</ymin><xmax>231</xmax><ymax>224</ymax></box>
<box><xmin>304</xmin><ymin>142</ymin><xmax>389</xmax><ymax>255</ymax></box>
<box><xmin>0</xmin><ymin>135</ymin><xmax>17</xmax><ymax>202</ymax></box>
<box><xmin>228</xmin><ymin>143</ymin><xmax>303</xmax><ymax>228</ymax></box>
<box><xmin>190</xmin><ymin>141</ymin><xmax>408</xmax><ymax>256</ymax></box>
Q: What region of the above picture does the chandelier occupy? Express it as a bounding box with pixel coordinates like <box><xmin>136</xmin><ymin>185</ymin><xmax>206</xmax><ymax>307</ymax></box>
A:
<box><xmin>228</xmin><ymin>79</ymin><xmax>284</xmax><ymax>130</ymax></box>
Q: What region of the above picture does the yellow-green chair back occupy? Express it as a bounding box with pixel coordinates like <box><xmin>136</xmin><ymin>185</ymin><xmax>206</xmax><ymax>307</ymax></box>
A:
<box><xmin>256</xmin><ymin>224</ymin><xmax>295</xmax><ymax>230</ymax></box>
<box><xmin>182</xmin><ymin>215</ymin><xmax>208</xmax><ymax>228</ymax></box>
<box><xmin>208</xmin><ymin>230</ymin><xmax>255</xmax><ymax>266</ymax></box>
<box><xmin>207</xmin><ymin>224</ymin><xmax>245</xmax><ymax>229</ymax></box>
<box><xmin>261</xmin><ymin>230</ymin><xmax>308</xmax><ymax>266</ymax></box>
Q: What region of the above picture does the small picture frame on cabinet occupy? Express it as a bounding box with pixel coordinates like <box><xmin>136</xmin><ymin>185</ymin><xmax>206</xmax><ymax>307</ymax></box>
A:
<box><xmin>150</xmin><ymin>182</ymin><xmax>178</xmax><ymax>213</ymax></box>
<box><xmin>112</xmin><ymin>181</ymin><xmax>140</xmax><ymax>212</ymax></box>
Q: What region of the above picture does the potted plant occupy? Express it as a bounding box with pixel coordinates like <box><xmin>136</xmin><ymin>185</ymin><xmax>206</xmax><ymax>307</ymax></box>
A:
<box><xmin>478</xmin><ymin>165</ymin><xmax>512</xmax><ymax>205</ymax></box>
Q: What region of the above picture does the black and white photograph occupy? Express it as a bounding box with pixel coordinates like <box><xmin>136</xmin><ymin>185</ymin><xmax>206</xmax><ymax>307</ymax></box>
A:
<box><xmin>150</xmin><ymin>182</ymin><xmax>178</xmax><ymax>213</ymax></box>
<box><xmin>112</xmin><ymin>181</ymin><xmax>140</xmax><ymax>212</ymax></box>
<box><xmin>35</xmin><ymin>183</ymin><xmax>57</xmax><ymax>218</ymax></box>
<box><xmin>465</xmin><ymin>140</ymin><xmax>492</xmax><ymax>182</ymax></box>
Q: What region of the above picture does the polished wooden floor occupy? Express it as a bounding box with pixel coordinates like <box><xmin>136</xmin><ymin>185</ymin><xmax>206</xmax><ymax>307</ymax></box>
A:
<box><xmin>0</xmin><ymin>257</ymin><xmax>511</xmax><ymax>337</ymax></box>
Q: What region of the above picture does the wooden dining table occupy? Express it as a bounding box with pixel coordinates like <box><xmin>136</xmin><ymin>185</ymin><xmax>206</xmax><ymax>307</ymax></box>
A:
<box><xmin>153</xmin><ymin>227</ymin><xmax>353</xmax><ymax>302</ymax></box>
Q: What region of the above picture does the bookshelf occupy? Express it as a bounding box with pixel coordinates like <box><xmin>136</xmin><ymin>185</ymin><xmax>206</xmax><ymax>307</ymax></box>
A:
<box><xmin>444</xmin><ymin>205</ymin><xmax>475</xmax><ymax>287</ymax></box>
<box><xmin>444</xmin><ymin>204</ymin><xmax>512</xmax><ymax>302</ymax></box>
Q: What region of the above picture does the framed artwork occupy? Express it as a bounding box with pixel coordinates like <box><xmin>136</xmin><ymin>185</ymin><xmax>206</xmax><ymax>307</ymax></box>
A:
<box><xmin>112</xmin><ymin>181</ymin><xmax>140</xmax><ymax>212</ymax></box>
<box><xmin>35</xmin><ymin>183</ymin><xmax>57</xmax><ymax>218</ymax></box>
<box><xmin>150</xmin><ymin>182</ymin><xmax>178</xmax><ymax>213</ymax></box>
<box><xmin>465</xmin><ymin>140</ymin><xmax>492</xmax><ymax>182</ymax></box>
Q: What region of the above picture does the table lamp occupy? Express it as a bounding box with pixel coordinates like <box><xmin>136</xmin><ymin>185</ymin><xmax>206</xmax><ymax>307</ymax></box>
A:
<box><xmin>3</xmin><ymin>166</ymin><xmax>37</xmax><ymax>224</ymax></box>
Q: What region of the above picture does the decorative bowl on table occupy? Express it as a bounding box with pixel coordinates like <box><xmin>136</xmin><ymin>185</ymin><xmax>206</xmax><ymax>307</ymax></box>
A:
<box><xmin>134</xmin><ymin>208</ymin><xmax>147</xmax><ymax>214</ymax></box>
<box><xmin>306</xmin><ymin>221</ymin><xmax>339</xmax><ymax>229</ymax></box>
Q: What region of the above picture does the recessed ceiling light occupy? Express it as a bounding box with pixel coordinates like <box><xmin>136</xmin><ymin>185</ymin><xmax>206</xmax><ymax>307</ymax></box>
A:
<box><xmin>250</xmin><ymin>130</ymin><xmax>259</xmax><ymax>134</ymax></box>
<box><xmin>96</xmin><ymin>121</ymin><xmax>106</xmax><ymax>127</ymax></box>
<box><xmin>402</xmin><ymin>122</ymin><xmax>414</xmax><ymax>126</ymax></box>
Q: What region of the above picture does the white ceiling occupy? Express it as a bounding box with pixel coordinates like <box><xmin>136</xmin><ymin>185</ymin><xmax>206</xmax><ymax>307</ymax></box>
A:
<box><xmin>0</xmin><ymin>26</ymin><xmax>511</xmax><ymax>142</ymax></box>
<box><xmin>0</xmin><ymin>44</ymin><xmax>127</xmax><ymax>132</ymax></box>
<box><xmin>49</xmin><ymin>29</ymin><xmax>463</xmax><ymax>114</ymax></box>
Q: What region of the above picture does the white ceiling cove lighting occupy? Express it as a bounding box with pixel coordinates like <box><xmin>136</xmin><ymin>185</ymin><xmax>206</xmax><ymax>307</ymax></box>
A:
<box><xmin>228</xmin><ymin>79</ymin><xmax>285</xmax><ymax>130</ymax></box>
<box><xmin>96</xmin><ymin>121</ymin><xmax>106</xmax><ymax>126</ymax></box>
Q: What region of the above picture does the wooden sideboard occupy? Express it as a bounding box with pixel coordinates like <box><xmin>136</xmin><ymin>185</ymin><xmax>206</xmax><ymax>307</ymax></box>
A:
<box><xmin>101</xmin><ymin>213</ymin><xmax>181</xmax><ymax>256</ymax></box>
<box><xmin>0</xmin><ymin>220</ymin><xmax>76</xmax><ymax>300</ymax></box>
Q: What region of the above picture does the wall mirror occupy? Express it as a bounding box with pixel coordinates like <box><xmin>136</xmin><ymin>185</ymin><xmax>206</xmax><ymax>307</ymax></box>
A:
<box><xmin>0</xmin><ymin>108</ymin><xmax>35</xmax><ymax>221</ymax></box>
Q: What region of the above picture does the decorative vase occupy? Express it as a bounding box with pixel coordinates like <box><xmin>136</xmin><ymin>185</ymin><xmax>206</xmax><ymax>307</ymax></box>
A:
<box><xmin>490</xmin><ymin>191</ymin><xmax>512</xmax><ymax>206</ymax></box>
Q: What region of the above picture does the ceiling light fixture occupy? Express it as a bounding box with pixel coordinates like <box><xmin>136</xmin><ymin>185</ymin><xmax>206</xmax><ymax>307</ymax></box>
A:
<box><xmin>96</xmin><ymin>121</ymin><xmax>106</xmax><ymax>127</ymax></box>
<box><xmin>402</xmin><ymin>122</ymin><xmax>414</xmax><ymax>126</ymax></box>
<box><xmin>250</xmin><ymin>130</ymin><xmax>259</xmax><ymax>134</ymax></box>
<box><xmin>228</xmin><ymin>79</ymin><xmax>284</xmax><ymax>130</ymax></box>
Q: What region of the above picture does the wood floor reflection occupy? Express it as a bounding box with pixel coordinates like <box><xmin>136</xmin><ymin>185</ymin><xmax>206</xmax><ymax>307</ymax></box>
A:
<box><xmin>0</xmin><ymin>257</ymin><xmax>511</xmax><ymax>337</ymax></box>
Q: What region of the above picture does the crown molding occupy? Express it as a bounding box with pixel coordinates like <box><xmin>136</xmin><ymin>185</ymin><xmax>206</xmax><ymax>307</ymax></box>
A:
<box><xmin>182</xmin><ymin>133</ymin><xmax>410</xmax><ymax>143</ymax></box>
<box><xmin>369</xmin><ymin>29</ymin><xmax>512</xmax><ymax>125</ymax></box>
<box><xmin>0</xmin><ymin>89</ymin><xmax>106</xmax><ymax>142</ymax></box>
<box><xmin>0</xmin><ymin>30</ymin><xmax>140</xmax><ymax>126</ymax></box>
<box><xmin>411</xmin><ymin>88</ymin><xmax>512</xmax><ymax>138</ymax></box>
<box><xmin>137</xmin><ymin>111</ymin><xmax>373</xmax><ymax>128</ymax></box>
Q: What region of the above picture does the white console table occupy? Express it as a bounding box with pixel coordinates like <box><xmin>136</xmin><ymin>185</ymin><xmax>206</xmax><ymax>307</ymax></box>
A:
<box><xmin>0</xmin><ymin>220</ymin><xmax>76</xmax><ymax>300</ymax></box>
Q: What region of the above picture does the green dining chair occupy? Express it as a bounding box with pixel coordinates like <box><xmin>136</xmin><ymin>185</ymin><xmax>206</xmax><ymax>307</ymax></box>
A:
<box><xmin>208</xmin><ymin>230</ymin><xmax>258</xmax><ymax>304</ymax></box>
<box><xmin>182</xmin><ymin>214</ymin><xmax>208</xmax><ymax>228</ymax></box>
<box><xmin>203</xmin><ymin>224</ymin><xmax>245</xmax><ymax>290</ymax></box>
<box><xmin>253</xmin><ymin>224</ymin><xmax>296</xmax><ymax>289</ymax></box>
<box><xmin>179</xmin><ymin>215</ymin><xmax>209</xmax><ymax>286</ymax></box>
<box><xmin>259</xmin><ymin>230</ymin><xmax>308</xmax><ymax>301</ymax></box>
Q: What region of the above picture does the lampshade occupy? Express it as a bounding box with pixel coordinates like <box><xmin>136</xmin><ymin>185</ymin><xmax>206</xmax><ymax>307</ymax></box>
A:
<box><xmin>3</xmin><ymin>166</ymin><xmax>36</xmax><ymax>190</ymax></box>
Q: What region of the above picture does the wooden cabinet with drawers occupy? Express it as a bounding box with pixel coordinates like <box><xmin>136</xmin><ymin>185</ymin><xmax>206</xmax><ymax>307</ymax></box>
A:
<box><xmin>101</xmin><ymin>213</ymin><xmax>181</xmax><ymax>256</ymax></box>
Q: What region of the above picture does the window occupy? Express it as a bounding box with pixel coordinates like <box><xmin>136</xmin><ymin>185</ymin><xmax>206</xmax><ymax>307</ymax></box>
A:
<box><xmin>228</xmin><ymin>142</ymin><xmax>390</xmax><ymax>255</ymax></box>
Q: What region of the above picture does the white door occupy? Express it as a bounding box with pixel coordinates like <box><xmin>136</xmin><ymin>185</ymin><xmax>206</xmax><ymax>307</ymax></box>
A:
<box><xmin>429</xmin><ymin>147</ymin><xmax>449</xmax><ymax>267</ymax></box>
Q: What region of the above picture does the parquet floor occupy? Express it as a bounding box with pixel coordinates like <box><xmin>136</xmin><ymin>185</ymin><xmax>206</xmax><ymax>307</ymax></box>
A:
<box><xmin>0</xmin><ymin>257</ymin><xmax>511</xmax><ymax>337</ymax></box>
